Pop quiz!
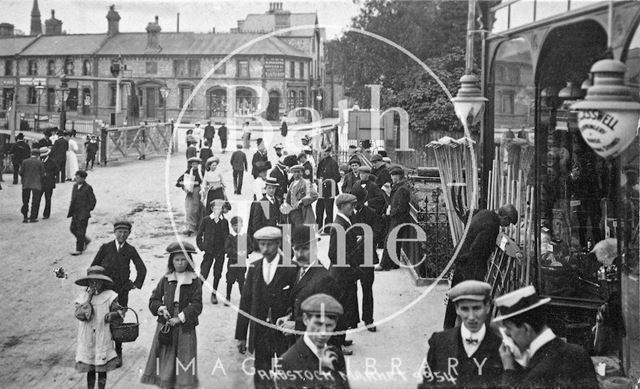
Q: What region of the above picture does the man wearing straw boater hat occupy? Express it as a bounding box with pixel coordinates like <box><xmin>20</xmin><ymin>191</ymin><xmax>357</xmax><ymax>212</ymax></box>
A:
<box><xmin>494</xmin><ymin>286</ymin><xmax>598</xmax><ymax>389</ymax></box>
<box><xmin>275</xmin><ymin>293</ymin><xmax>350</xmax><ymax>389</ymax></box>
<box><xmin>418</xmin><ymin>280</ymin><xmax>502</xmax><ymax>389</ymax></box>
<box><xmin>235</xmin><ymin>226</ymin><xmax>297</xmax><ymax>389</ymax></box>
<box><xmin>443</xmin><ymin>204</ymin><xmax>518</xmax><ymax>329</ymax></box>
<box><xmin>91</xmin><ymin>219</ymin><xmax>147</xmax><ymax>367</ymax></box>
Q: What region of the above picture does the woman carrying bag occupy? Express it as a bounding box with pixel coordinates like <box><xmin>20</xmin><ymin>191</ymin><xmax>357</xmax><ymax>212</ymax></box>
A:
<box><xmin>176</xmin><ymin>157</ymin><xmax>203</xmax><ymax>236</ymax></box>
<box><xmin>141</xmin><ymin>241</ymin><xmax>203</xmax><ymax>389</ymax></box>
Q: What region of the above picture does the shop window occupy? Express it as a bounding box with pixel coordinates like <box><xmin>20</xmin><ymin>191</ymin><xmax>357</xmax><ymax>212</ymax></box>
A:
<box><xmin>174</xmin><ymin>59</ymin><xmax>187</xmax><ymax>77</ymax></box>
<box><xmin>213</xmin><ymin>58</ymin><xmax>226</xmax><ymax>75</ymax></box>
<box><xmin>288</xmin><ymin>90</ymin><xmax>296</xmax><ymax>110</ymax></box>
<box><xmin>82</xmin><ymin>60</ymin><xmax>91</xmax><ymax>76</ymax></box>
<box><xmin>66</xmin><ymin>88</ymin><xmax>78</xmax><ymax>111</ymax></box>
<box><xmin>4</xmin><ymin>59</ymin><xmax>12</xmax><ymax>76</ymax></box>
<box><xmin>64</xmin><ymin>58</ymin><xmax>74</xmax><ymax>76</ymax></box>
<box><xmin>28</xmin><ymin>60</ymin><xmax>37</xmax><ymax>76</ymax></box>
<box><xmin>179</xmin><ymin>85</ymin><xmax>193</xmax><ymax>109</ymax></box>
<box><xmin>2</xmin><ymin>88</ymin><xmax>14</xmax><ymax>110</ymax></box>
<box><xmin>500</xmin><ymin>93</ymin><xmax>514</xmax><ymax>114</ymax></box>
<box><xmin>27</xmin><ymin>87</ymin><xmax>37</xmax><ymax>104</ymax></box>
<box><xmin>188</xmin><ymin>59</ymin><xmax>200</xmax><ymax>77</ymax></box>
<box><xmin>146</xmin><ymin>61</ymin><xmax>157</xmax><ymax>75</ymax></box>
<box><xmin>237</xmin><ymin>60</ymin><xmax>249</xmax><ymax>78</ymax></box>
<box><xmin>290</xmin><ymin>62</ymin><xmax>295</xmax><ymax>79</ymax></box>
<box><xmin>236</xmin><ymin>88</ymin><xmax>258</xmax><ymax>115</ymax></box>
<box><xmin>46</xmin><ymin>88</ymin><xmax>55</xmax><ymax>112</ymax></box>
<box><xmin>47</xmin><ymin>60</ymin><xmax>56</xmax><ymax>76</ymax></box>
<box><xmin>207</xmin><ymin>88</ymin><xmax>227</xmax><ymax>117</ymax></box>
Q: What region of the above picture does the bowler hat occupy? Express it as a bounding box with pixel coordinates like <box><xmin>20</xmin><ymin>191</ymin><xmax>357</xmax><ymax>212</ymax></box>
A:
<box><xmin>75</xmin><ymin>266</ymin><xmax>113</xmax><ymax>287</ymax></box>
<box><xmin>492</xmin><ymin>286</ymin><xmax>551</xmax><ymax>323</ymax></box>
<box><xmin>350</xmin><ymin>185</ymin><xmax>368</xmax><ymax>203</ymax></box>
<box><xmin>291</xmin><ymin>225</ymin><xmax>318</xmax><ymax>248</ymax></box>
<box><xmin>15</xmin><ymin>133</ymin><xmax>24</xmax><ymax>140</ymax></box>
<box><xmin>448</xmin><ymin>280</ymin><xmax>491</xmax><ymax>303</ymax></box>
<box><xmin>301</xmin><ymin>293</ymin><xmax>343</xmax><ymax>317</ymax></box>
<box><xmin>166</xmin><ymin>241</ymin><xmax>197</xmax><ymax>254</ymax></box>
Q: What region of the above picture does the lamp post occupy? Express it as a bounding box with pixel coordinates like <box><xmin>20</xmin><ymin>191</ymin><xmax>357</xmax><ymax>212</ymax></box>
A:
<box><xmin>316</xmin><ymin>93</ymin><xmax>322</xmax><ymax>119</ymax></box>
<box><xmin>35</xmin><ymin>81</ymin><xmax>45</xmax><ymax>132</ymax></box>
<box><xmin>160</xmin><ymin>86</ymin><xmax>169</xmax><ymax>123</ymax></box>
<box><xmin>57</xmin><ymin>75</ymin><xmax>69</xmax><ymax>131</ymax></box>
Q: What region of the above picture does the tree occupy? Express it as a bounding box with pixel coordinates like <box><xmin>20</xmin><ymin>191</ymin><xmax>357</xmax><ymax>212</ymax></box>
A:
<box><xmin>327</xmin><ymin>0</ymin><xmax>472</xmax><ymax>132</ymax></box>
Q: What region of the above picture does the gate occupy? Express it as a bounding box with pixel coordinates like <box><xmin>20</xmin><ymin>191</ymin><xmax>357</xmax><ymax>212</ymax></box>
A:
<box><xmin>104</xmin><ymin>122</ymin><xmax>173</xmax><ymax>162</ymax></box>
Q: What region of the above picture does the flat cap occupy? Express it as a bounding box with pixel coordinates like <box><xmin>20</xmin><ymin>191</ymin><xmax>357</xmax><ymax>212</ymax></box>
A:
<box><xmin>187</xmin><ymin>156</ymin><xmax>202</xmax><ymax>163</ymax></box>
<box><xmin>389</xmin><ymin>166</ymin><xmax>404</xmax><ymax>176</ymax></box>
<box><xmin>335</xmin><ymin>193</ymin><xmax>357</xmax><ymax>207</ymax></box>
<box><xmin>265</xmin><ymin>177</ymin><xmax>279</xmax><ymax>187</ymax></box>
<box><xmin>113</xmin><ymin>220</ymin><xmax>132</xmax><ymax>231</ymax></box>
<box><xmin>301</xmin><ymin>293</ymin><xmax>343</xmax><ymax>317</ymax></box>
<box><xmin>448</xmin><ymin>280</ymin><xmax>491</xmax><ymax>303</ymax></box>
<box><xmin>253</xmin><ymin>226</ymin><xmax>282</xmax><ymax>241</ymax></box>
<box><xmin>166</xmin><ymin>241</ymin><xmax>197</xmax><ymax>254</ymax></box>
<box><xmin>274</xmin><ymin>143</ymin><xmax>284</xmax><ymax>149</ymax></box>
<box><xmin>371</xmin><ymin>154</ymin><xmax>383</xmax><ymax>163</ymax></box>
<box><xmin>290</xmin><ymin>164</ymin><xmax>304</xmax><ymax>172</ymax></box>
<box><xmin>348</xmin><ymin>156</ymin><xmax>362</xmax><ymax>166</ymax></box>
<box><xmin>357</xmin><ymin>165</ymin><xmax>371</xmax><ymax>173</ymax></box>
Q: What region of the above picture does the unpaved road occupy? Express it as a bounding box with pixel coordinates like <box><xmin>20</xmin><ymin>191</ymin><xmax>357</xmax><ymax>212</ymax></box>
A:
<box><xmin>0</xmin><ymin>135</ymin><xmax>447</xmax><ymax>389</ymax></box>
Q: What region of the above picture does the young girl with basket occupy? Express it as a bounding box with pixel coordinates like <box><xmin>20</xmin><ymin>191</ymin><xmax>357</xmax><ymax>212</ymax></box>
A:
<box><xmin>141</xmin><ymin>241</ymin><xmax>203</xmax><ymax>389</ymax></box>
<box><xmin>74</xmin><ymin>266</ymin><xmax>123</xmax><ymax>389</ymax></box>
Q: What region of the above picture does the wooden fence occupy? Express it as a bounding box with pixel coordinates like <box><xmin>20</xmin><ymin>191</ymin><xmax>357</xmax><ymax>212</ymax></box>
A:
<box><xmin>103</xmin><ymin>122</ymin><xmax>173</xmax><ymax>162</ymax></box>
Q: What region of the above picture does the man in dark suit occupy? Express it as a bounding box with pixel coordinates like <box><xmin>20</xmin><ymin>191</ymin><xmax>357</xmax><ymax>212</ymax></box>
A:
<box><xmin>252</xmin><ymin>144</ymin><xmax>270</xmax><ymax>179</ymax></box>
<box><xmin>9</xmin><ymin>132</ymin><xmax>30</xmax><ymax>185</ymax></box>
<box><xmin>35</xmin><ymin>130</ymin><xmax>53</xmax><ymax>149</ymax></box>
<box><xmin>247</xmin><ymin>178</ymin><xmax>282</xmax><ymax>252</ymax></box>
<box><xmin>353</xmin><ymin>166</ymin><xmax>386</xmax><ymax>215</ymax></box>
<box><xmin>203</xmin><ymin>120</ymin><xmax>215</xmax><ymax>147</ymax></box>
<box><xmin>419</xmin><ymin>280</ymin><xmax>503</xmax><ymax>389</ymax></box>
<box><xmin>91</xmin><ymin>219</ymin><xmax>146</xmax><ymax>367</ymax></box>
<box><xmin>275</xmin><ymin>293</ymin><xmax>350</xmax><ymax>389</ymax></box>
<box><xmin>276</xmin><ymin>225</ymin><xmax>340</xmax><ymax>335</ymax></box>
<box><xmin>443</xmin><ymin>204</ymin><xmax>517</xmax><ymax>329</ymax></box>
<box><xmin>371</xmin><ymin>154</ymin><xmax>392</xmax><ymax>188</ymax></box>
<box><xmin>218</xmin><ymin>122</ymin><xmax>228</xmax><ymax>152</ymax></box>
<box><xmin>315</xmin><ymin>146</ymin><xmax>341</xmax><ymax>233</ymax></box>
<box><xmin>270</xmin><ymin>159</ymin><xmax>289</xmax><ymax>203</ymax></box>
<box><xmin>378</xmin><ymin>166</ymin><xmax>412</xmax><ymax>271</ymax></box>
<box><xmin>67</xmin><ymin>170</ymin><xmax>96</xmax><ymax>255</ymax></box>
<box><xmin>196</xmin><ymin>200</ymin><xmax>230</xmax><ymax>304</ymax></box>
<box><xmin>341</xmin><ymin>157</ymin><xmax>361</xmax><ymax>194</ymax></box>
<box><xmin>350</xmin><ymin>185</ymin><xmax>383</xmax><ymax>332</ymax></box>
<box><xmin>39</xmin><ymin>147</ymin><xmax>58</xmax><ymax>219</ymax></box>
<box><xmin>51</xmin><ymin>131</ymin><xmax>69</xmax><ymax>183</ymax></box>
<box><xmin>235</xmin><ymin>226</ymin><xmax>297</xmax><ymax>389</ymax></box>
<box><xmin>495</xmin><ymin>286</ymin><xmax>599</xmax><ymax>389</ymax></box>
<box><xmin>20</xmin><ymin>149</ymin><xmax>44</xmax><ymax>223</ymax></box>
<box><xmin>230</xmin><ymin>144</ymin><xmax>248</xmax><ymax>195</ymax></box>
<box><xmin>328</xmin><ymin>193</ymin><xmax>362</xmax><ymax>354</ymax></box>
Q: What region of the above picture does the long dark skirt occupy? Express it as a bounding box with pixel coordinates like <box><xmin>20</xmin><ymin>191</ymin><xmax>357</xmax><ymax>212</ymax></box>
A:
<box><xmin>141</xmin><ymin>322</ymin><xmax>199</xmax><ymax>389</ymax></box>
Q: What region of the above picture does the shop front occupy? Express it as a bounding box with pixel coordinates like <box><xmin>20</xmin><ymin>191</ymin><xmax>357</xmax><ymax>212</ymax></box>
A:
<box><xmin>483</xmin><ymin>0</ymin><xmax>640</xmax><ymax>380</ymax></box>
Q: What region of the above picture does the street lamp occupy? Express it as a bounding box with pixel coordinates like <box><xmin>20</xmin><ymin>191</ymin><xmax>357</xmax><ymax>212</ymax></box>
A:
<box><xmin>35</xmin><ymin>81</ymin><xmax>45</xmax><ymax>132</ymax></box>
<box><xmin>160</xmin><ymin>86</ymin><xmax>169</xmax><ymax>123</ymax></box>
<box><xmin>316</xmin><ymin>93</ymin><xmax>322</xmax><ymax>119</ymax></box>
<box><xmin>56</xmin><ymin>75</ymin><xmax>69</xmax><ymax>131</ymax></box>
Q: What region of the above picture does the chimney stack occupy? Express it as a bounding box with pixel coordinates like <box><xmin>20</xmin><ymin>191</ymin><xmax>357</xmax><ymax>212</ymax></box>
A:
<box><xmin>177</xmin><ymin>12</ymin><xmax>180</xmax><ymax>32</ymax></box>
<box><xmin>237</xmin><ymin>20</ymin><xmax>244</xmax><ymax>31</ymax></box>
<box><xmin>0</xmin><ymin>23</ymin><xmax>14</xmax><ymax>37</ymax></box>
<box><xmin>211</xmin><ymin>27</ymin><xmax>215</xmax><ymax>34</ymax></box>
<box><xmin>146</xmin><ymin>16</ymin><xmax>162</xmax><ymax>49</ymax></box>
<box><xmin>45</xmin><ymin>9</ymin><xmax>63</xmax><ymax>35</ymax></box>
<box><xmin>106</xmin><ymin>4</ymin><xmax>120</xmax><ymax>36</ymax></box>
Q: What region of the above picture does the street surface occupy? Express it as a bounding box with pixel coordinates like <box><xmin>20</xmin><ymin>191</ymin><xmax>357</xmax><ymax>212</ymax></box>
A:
<box><xmin>0</xmin><ymin>134</ymin><xmax>447</xmax><ymax>389</ymax></box>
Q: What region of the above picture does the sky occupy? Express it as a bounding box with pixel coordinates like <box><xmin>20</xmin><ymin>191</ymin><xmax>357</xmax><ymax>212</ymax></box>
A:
<box><xmin>0</xmin><ymin>0</ymin><xmax>363</xmax><ymax>39</ymax></box>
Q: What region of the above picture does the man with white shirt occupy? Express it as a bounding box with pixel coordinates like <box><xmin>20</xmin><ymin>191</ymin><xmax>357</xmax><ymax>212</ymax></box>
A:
<box><xmin>495</xmin><ymin>286</ymin><xmax>599</xmax><ymax>389</ymax></box>
<box><xmin>248</xmin><ymin>178</ymin><xmax>282</xmax><ymax>252</ymax></box>
<box><xmin>275</xmin><ymin>293</ymin><xmax>350</xmax><ymax>389</ymax></box>
<box><xmin>90</xmin><ymin>219</ymin><xmax>147</xmax><ymax>367</ymax></box>
<box><xmin>235</xmin><ymin>226</ymin><xmax>297</xmax><ymax>389</ymax></box>
<box><xmin>196</xmin><ymin>200</ymin><xmax>230</xmax><ymax>304</ymax></box>
<box><xmin>419</xmin><ymin>280</ymin><xmax>503</xmax><ymax>389</ymax></box>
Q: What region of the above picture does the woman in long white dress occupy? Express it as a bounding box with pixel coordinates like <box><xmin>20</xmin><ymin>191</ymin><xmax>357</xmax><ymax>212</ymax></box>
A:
<box><xmin>66</xmin><ymin>136</ymin><xmax>80</xmax><ymax>179</ymax></box>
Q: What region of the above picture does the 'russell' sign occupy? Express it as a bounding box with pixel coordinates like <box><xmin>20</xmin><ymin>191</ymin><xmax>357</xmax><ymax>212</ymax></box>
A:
<box><xmin>576</xmin><ymin>109</ymin><xmax>638</xmax><ymax>159</ymax></box>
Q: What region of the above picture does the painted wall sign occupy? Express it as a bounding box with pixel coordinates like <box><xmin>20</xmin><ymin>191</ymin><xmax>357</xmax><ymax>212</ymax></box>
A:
<box><xmin>263</xmin><ymin>58</ymin><xmax>285</xmax><ymax>78</ymax></box>
<box><xmin>19</xmin><ymin>77</ymin><xmax>47</xmax><ymax>86</ymax></box>
<box><xmin>576</xmin><ymin>109</ymin><xmax>638</xmax><ymax>159</ymax></box>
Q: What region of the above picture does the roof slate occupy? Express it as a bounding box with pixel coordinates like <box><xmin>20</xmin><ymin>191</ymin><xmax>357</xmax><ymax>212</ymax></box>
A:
<box><xmin>96</xmin><ymin>32</ymin><xmax>311</xmax><ymax>58</ymax></box>
<box><xmin>0</xmin><ymin>36</ymin><xmax>38</xmax><ymax>56</ymax></box>
<box><xmin>241</xmin><ymin>13</ymin><xmax>318</xmax><ymax>36</ymax></box>
<box><xmin>20</xmin><ymin>34</ymin><xmax>108</xmax><ymax>56</ymax></box>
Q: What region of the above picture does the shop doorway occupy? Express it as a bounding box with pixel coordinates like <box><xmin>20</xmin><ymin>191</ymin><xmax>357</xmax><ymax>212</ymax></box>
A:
<box><xmin>267</xmin><ymin>90</ymin><xmax>280</xmax><ymax>121</ymax></box>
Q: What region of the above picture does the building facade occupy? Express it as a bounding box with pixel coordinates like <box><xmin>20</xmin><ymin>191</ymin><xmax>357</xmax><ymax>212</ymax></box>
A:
<box><xmin>0</xmin><ymin>1</ymin><xmax>325</xmax><ymax>127</ymax></box>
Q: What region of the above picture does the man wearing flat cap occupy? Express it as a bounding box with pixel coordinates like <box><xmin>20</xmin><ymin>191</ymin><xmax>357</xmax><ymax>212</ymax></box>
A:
<box><xmin>276</xmin><ymin>225</ymin><xmax>340</xmax><ymax>337</ymax></box>
<box><xmin>91</xmin><ymin>219</ymin><xmax>147</xmax><ymax>366</ymax></box>
<box><xmin>315</xmin><ymin>146</ymin><xmax>341</xmax><ymax>234</ymax></box>
<box><xmin>248</xmin><ymin>177</ymin><xmax>283</xmax><ymax>252</ymax></box>
<box><xmin>419</xmin><ymin>280</ymin><xmax>502</xmax><ymax>389</ymax></box>
<box><xmin>340</xmin><ymin>157</ymin><xmax>361</xmax><ymax>194</ymax></box>
<box><xmin>371</xmin><ymin>154</ymin><xmax>392</xmax><ymax>189</ymax></box>
<box><xmin>494</xmin><ymin>286</ymin><xmax>598</xmax><ymax>389</ymax></box>
<box><xmin>235</xmin><ymin>226</ymin><xmax>297</xmax><ymax>389</ymax></box>
<box><xmin>443</xmin><ymin>204</ymin><xmax>518</xmax><ymax>329</ymax></box>
<box><xmin>275</xmin><ymin>293</ymin><xmax>350</xmax><ymax>389</ymax></box>
<box><xmin>353</xmin><ymin>165</ymin><xmax>386</xmax><ymax>215</ymax></box>
<box><xmin>286</xmin><ymin>164</ymin><xmax>318</xmax><ymax>228</ymax></box>
<box><xmin>328</xmin><ymin>193</ymin><xmax>361</xmax><ymax>354</ymax></box>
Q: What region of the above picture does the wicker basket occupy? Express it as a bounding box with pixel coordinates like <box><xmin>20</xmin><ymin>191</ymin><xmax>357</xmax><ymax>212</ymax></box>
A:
<box><xmin>111</xmin><ymin>307</ymin><xmax>139</xmax><ymax>343</ymax></box>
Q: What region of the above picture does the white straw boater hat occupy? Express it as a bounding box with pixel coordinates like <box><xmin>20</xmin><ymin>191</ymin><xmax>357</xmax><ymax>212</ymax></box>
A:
<box><xmin>492</xmin><ymin>285</ymin><xmax>551</xmax><ymax>322</ymax></box>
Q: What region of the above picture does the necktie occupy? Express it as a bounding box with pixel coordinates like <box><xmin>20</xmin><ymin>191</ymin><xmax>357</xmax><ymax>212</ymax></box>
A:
<box><xmin>465</xmin><ymin>338</ymin><xmax>479</xmax><ymax>345</ymax></box>
<box><xmin>297</xmin><ymin>268</ymin><xmax>305</xmax><ymax>283</ymax></box>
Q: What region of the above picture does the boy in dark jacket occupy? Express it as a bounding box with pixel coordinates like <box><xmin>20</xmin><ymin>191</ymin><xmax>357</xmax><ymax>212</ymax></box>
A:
<box><xmin>224</xmin><ymin>216</ymin><xmax>248</xmax><ymax>306</ymax></box>
<box><xmin>196</xmin><ymin>199</ymin><xmax>229</xmax><ymax>304</ymax></box>
<box><xmin>230</xmin><ymin>144</ymin><xmax>248</xmax><ymax>195</ymax></box>
<box><xmin>68</xmin><ymin>170</ymin><xmax>97</xmax><ymax>255</ymax></box>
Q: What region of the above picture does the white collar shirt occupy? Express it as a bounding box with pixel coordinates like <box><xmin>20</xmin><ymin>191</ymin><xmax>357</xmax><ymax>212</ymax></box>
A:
<box><xmin>262</xmin><ymin>254</ymin><xmax>281</xmax><ymax>284</ymax></box>
<box><xmin>303</xmin><ymin>333</ymin><xmax>321</xmax><ymax>359</ymax></box>
<box><xmin>336</xmin><ymin>212</ymin><xmax>351</xmax><ymax>226</ymax></box>
<box><xmin>461</xmin><ymin>323</ymin><xmax>486</xmax><ymax>357</ymax></box>
<box><xmin>115</xmin><ymin>241</ymin><xmax>124</xmax><ymax>252</ymax></box>
<box><xmin>527</xmin><ymin>328</ymin><xmax>556</xmax><ymax>361</ymax></box>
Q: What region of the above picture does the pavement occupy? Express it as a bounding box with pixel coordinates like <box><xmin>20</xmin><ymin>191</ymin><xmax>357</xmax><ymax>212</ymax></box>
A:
<box><xmin>0</xmin><ymin>134</ymin><xmax>448</xmax><ymax>389</ymax></box>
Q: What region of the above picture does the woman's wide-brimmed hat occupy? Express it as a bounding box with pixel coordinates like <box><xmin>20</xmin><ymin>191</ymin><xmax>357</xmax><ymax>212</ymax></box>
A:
<box><xmin>206</xmin><ymin>156</ymin><xmax>220</xmax><ymax>167</ymax></box>
<box><xmin>187</xmin><ymin>156</ymin><xmax>201</xmax><ymax>163</ymax></box>
<box><xmin>39</xmin><ymin>147</ymin><xmax>51</xmax><ymax>157</ymax></box>
<box><xmin>75</xmin><ymin>266</ymin><xmax>113</xmax><ymax>287</ymax></box>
